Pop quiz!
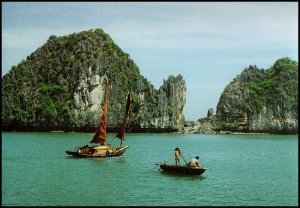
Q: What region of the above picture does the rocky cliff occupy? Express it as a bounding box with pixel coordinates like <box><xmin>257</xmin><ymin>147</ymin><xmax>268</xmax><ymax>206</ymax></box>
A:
<box><xmin>153</xmin><ymin>75</ymin><xmax>186</xmax><ymax>130</ymax></box>
<box><xmin>183</xmin><ymin>57</ymin><xmax>298</xmax><ymax>134</ymax></box>
<box><xmin>215</xmin><ymin>57</ymin><xmax>298</xmax><ymax>134</ymax></box>
<box><xmin>2</xmin><ymin>28</ymin><xmax>186</xmax><ymax>132</ymax></box>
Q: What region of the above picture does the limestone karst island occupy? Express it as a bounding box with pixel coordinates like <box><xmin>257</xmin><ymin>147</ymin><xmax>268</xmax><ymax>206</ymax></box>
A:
<box><xmin>2</xmin><ymin>29</ymin><xmax>298</xmax><ymax>134</ymax></box>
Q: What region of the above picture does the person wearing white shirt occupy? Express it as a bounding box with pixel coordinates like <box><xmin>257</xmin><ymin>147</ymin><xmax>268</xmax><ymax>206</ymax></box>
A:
<box><xmin>188</xmin><ymin>156</ymin><xmax>200</xmax><ymax>167</ymax></box>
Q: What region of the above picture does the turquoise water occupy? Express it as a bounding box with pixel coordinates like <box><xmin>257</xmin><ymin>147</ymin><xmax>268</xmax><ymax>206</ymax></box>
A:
<box><xmin>2</xmin><ymin>132</ymin><xmax>298</xmax><ymax>206</ymax></box>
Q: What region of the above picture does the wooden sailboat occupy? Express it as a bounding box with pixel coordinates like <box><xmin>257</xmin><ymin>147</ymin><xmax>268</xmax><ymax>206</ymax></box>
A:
<box><xmin>65</xmin><ymin>78</ymin><xmax>131</xmax><ymax>157</ymax></box>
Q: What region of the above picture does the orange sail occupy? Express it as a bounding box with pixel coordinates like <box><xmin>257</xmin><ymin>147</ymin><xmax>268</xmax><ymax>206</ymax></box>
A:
<box><xmin>90</xmin><ymin>78</ymin><xmax>109</xmax><ymax>144</ymax></box>
<box><xmin>116</xmin><ymin>92</ymin><xmax>133</xmax><ymax>140</ymax></box>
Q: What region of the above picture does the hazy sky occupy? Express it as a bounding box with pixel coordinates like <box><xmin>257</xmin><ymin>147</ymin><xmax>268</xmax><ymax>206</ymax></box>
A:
<box><xmin>2</xmin><ymin>2</ymin><xmax>298</xmax><ymax>120</ymax></box>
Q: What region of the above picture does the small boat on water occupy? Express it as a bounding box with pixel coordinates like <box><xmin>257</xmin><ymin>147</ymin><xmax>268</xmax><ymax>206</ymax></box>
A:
<box><xmin>159</xmin><ymin>163</ymin><xmax>206</xmax><ymax>175</ymax></box>
<box><xmin>65</xmin><ymin>78</ymin><xmax>132</xmax><ymax>158</ymax></box>
<box><xmin>65</xmin><ymin>144</ymin><xmax>128</xmax><ymax>158</ymax></box>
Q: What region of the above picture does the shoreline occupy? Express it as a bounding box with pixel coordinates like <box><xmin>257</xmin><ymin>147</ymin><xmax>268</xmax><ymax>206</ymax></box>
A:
<box><xmin>2</xmin><ymin>126</ymin><xmax>298</xmax><ymax>135</ymax></box>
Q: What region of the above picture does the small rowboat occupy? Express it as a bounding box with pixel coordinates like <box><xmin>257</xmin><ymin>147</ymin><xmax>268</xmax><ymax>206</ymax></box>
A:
<box><xmin>159</xmin><ymin>163</ymin><xmax>206</xmax><ymax>175</ymax></box>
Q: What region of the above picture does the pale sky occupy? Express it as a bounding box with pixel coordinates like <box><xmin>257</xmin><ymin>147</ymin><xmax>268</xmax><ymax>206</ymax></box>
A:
<box><xmin>2</xmin><ymin>2</ymin><xmax>298</xmax><ymax>120</ymax></box>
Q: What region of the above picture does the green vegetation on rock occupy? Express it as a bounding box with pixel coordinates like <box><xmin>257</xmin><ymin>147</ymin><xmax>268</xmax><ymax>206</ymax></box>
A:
<box><xmin>2</xmin><ymin>28</ymin><xmax>186</xmax><ymax>131</ymax></box>
<box><xmin>215</xmin><ymin>57</ymin><xmax>298</xmax><ymax>133</ymax></box>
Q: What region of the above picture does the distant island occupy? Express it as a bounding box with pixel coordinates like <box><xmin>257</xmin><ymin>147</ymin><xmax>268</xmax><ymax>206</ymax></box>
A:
<box><xmin>2</xmin><ymin>28</ymin><xmax>298</xmax><ymax>134</ymax></box>
<box><xmin>184</xmin><ymin>58</ymin><xmax>298</xmax><ymax>135</ymax></box>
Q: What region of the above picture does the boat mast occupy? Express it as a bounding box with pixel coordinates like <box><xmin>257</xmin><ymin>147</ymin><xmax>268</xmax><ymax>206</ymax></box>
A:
<box><xmin>116</xmin><ymin>92</ymin><xmax>133</xmax><ymax>146</ymax></box>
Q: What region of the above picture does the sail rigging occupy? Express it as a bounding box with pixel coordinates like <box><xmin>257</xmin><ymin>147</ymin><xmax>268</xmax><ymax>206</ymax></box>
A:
<box><xmin>116</xmin><ymin>92</ymin><xmax>133</xmax><ymax>140</ymax></box>
<box><xmin>90</xmin><ymin>78</ymin><xmax>109</xmax><ymax>144</ymax></box>
<box><xmin>66</xmin><ymin>77</ymin><xmax>130</xmax><ymax>157</ymax></box>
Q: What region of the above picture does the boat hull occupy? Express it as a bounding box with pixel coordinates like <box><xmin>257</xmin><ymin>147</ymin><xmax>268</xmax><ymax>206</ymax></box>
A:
<box><xmin>159</xmin><ymin>164</ymin><xmax>206</xmax><ymax>175</ymax></box>
<box><xmin>65</xmin><ymin>145</ymin><xmax>129</xmax><ymax>158</ymax></box>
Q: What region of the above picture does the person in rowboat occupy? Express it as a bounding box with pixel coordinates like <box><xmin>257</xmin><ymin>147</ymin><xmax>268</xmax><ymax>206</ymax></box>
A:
<box><xmin>188</xmin><ymin>156</ymin><xmax>201</xmax><ymax>167</ymax></box>
<box><xmin>174</xmin><ymin>147</ymin><xmax>181</xmax><ymax>166</ymax></box>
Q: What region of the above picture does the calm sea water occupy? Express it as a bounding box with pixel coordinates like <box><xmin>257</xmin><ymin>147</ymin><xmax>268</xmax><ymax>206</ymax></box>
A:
<box><xmin>2</xmin><ymin>132</ymin><xmax>298</xmax><ymax>206</ymax></box>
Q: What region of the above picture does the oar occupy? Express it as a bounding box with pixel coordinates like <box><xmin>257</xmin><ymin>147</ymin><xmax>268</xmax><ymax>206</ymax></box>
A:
<box><xmin>181</xmin><ymin>155</ymin><xmax>189</xmax><ymax>166</ymax></box>
<box><xmin>145</xmin><ymin>163</ymin><xmax>159</xmax><ymax>174</ymax></box>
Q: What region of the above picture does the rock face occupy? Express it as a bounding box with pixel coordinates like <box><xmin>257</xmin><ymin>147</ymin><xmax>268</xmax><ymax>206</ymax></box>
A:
<box><xmin>183</xmin><ymin>108</ymin><xmax>216</xmax><ymax>134</ymax></box>
<box><xmin>128</xmin><ymin>74</ymin><xmax>186</xmax><ymax>131</ymax></box>
<box><xmin>183</xmin><ymin>57</ymin><xmax>298</xmax><ymax>135</ymax></box>
<box><xmin>215</xmin><ymin>58</ymin><xmax>298</xmax><ymax>134</ymax></box>
<box><xmin>2</xmin><ymin>29</ymin><xmax>186</xmax><ymax>132</ymax></box>
<box><xmin>183</xmin><ymin>118</ymin><xmax>216</xmax><ymax>134</ymax></box>
<box><xmin>154</xmin><ymin>75</ymin><xmax>186</xmax><ymax>130</ymax></box>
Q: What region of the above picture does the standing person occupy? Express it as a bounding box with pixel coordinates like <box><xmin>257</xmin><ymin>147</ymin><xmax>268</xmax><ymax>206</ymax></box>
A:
<box><xmin>188</xmin><ymin>156</ymin><xmax>201</xmax><ymax>167</ymax></box>
<box><xmin>174</xmin><ymin>147</ymin><xmax>181</xmax><ymax>166</ymax></box>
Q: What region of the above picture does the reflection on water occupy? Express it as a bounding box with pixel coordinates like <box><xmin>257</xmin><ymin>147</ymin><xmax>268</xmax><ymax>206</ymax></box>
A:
<box><xmin>114</xmin><ymin>155</ymin><xmax>127</xmax><ymax>164</ymax></box>
<box><xmin>159</xmin><ymin>169</ymin><xmax>206</xmax><ymax>180</ymax></box>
